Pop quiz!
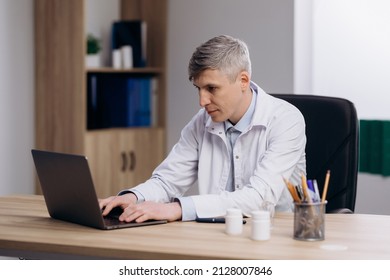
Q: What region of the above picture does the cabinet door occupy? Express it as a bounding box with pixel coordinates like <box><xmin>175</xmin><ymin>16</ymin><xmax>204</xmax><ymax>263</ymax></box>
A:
<box><xmin>131</xmin><ymin>128</ymin><xmax>165</xmax><ymax>183</ymax></box>
<box><xmin>85</xmin><ymin>128</ymin><xmax>165</xmax><ymax>198</ymax></box>
<box><xmin>85</xmin><ymin>130</ymin><xmax>124</xmax><ymax>198</ymax></box>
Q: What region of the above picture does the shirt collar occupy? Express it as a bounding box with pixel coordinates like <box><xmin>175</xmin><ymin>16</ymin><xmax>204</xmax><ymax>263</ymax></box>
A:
<box><xmin>224</xmin><ymin>86</ymin><xmax>257</xmax><ymax>133</ymax></box>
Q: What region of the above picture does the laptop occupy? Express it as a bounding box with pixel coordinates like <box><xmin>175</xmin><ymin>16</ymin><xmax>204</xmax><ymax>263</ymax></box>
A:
<box><xmin>31</xmin><ymin>149</ymin><xmax>167</xmax><ymax>230</ymax></box>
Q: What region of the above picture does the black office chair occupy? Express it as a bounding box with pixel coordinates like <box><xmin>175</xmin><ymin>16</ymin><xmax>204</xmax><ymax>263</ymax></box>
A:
<box><xmin>271</xmin><ymin>94</ymin><xmax>359</xmax><ymax>213</ymax></box>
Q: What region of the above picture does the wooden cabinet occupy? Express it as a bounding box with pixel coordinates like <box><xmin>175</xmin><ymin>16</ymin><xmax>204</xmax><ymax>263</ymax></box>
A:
<box><xmin>34</xmin><ymin>0</ymin><xmax>167</xmax><ymax>197</ymax></box>
<box><xmin>85</xmin><ymin>128</ymin><xmax>164</xmax><ymax>197</ymax></box>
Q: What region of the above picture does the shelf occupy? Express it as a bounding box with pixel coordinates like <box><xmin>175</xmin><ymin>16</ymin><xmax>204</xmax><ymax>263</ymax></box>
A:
<box><xmin>86</xmin><ymin>127</ymin><xmax>163</xmax><ymax>134</ymax></box>
<box><xmin>35</xmin><ymin>0</ymin><xmax>167</xmax><ymax>197</ymax></box>
<box><xmin>86</xmin><ymin>67</ymin><xmax>163</xmax><ymax>74</ymax></box>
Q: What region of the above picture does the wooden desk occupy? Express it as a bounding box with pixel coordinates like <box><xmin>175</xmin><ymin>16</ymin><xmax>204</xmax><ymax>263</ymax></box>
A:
<box><xmin>0</xmin><ymin>195</ymin><xmax>389</xmax><ymax>259</ymax></box>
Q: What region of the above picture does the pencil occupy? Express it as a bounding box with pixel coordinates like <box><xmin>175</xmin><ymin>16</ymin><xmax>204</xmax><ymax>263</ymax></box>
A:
<box><xmin>301</xmin><ymin>174</ymin><xmax>312</xmax><ymax>203</ymax></box>
<box><xmin>283</xmin><ymin>177</ymin><xmax>301</xmax><ymax>203</ymax></box>
<box><xmin>321</xmin><ymin>170</ymin><xmax>331</xmax><ymax>202</ymax></box>
<box><xmin>301</xmin><ymin>174</ymin><xmax>316</xmax><ymax>217</ymax></box>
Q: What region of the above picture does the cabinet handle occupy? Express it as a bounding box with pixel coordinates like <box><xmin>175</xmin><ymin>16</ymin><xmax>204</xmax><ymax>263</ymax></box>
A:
<box><xmin>129</xmin><ymin>151</ymin><xmax>136</xmax><ymax>171</ymax></box>
<box><xmin>121</xmin><ymin>152</ymin><xmax>127</xmax><ymax>172</ymax></box>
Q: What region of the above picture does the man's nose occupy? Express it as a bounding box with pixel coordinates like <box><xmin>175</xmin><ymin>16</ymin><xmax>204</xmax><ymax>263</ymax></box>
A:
<box><xmin>199</xmin><ymin>90</ymin><xmax>210</xmax><ymax>107</ymax></box>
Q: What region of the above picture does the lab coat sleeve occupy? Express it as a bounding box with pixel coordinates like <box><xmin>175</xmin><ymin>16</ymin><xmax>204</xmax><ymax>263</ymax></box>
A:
<box><xmin>128</xmin><ymin>110</ymin><xmax>206</xmax><ymax>203</ymax></box>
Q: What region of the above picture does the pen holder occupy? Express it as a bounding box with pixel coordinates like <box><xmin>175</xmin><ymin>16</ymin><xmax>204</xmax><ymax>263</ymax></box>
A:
<box><xmin>293</xmin><ymin>201</ymin><xmax>327</xmax><ymax>241</ymax></box>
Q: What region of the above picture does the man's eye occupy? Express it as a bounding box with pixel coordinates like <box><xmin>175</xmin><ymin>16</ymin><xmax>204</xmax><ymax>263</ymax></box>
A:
<box><xmin>208</xmin><ymin>86</ymin><xmax>217</xmax><ymax>93</ymax></box>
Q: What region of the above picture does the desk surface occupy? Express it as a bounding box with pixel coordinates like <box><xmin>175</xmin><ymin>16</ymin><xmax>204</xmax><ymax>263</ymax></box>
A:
<box><xmin>0</xmin><ymin>195</ymin><xmax>389</xmax><ymax>259</ymax></box>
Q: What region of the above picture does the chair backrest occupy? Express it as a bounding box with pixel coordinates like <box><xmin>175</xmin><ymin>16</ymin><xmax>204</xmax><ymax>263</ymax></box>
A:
<box><xmin>271</xmin><ymin>94</ymin><xmax>359</xmax><ymax>213</ymax></box>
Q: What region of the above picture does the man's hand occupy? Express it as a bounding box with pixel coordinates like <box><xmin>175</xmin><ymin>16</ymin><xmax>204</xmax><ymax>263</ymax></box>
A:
<box><xmin>99</xmin><ymin>193</ymin><xmax>182</xmax><ymax>222</ymax></box>
<box><xmin>121</xmin><ymin>201</ymin><xmax>182</xmax><ymax>223</ymax></box>
<box><xmin>99</xmin><ymin>192</ymin><xmax>137</xmax><ymax>217</ymax></box>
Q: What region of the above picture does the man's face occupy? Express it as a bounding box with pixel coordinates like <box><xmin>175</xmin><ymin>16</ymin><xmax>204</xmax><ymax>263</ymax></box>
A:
<box><xmin>193</xmin><ymin>69</ymin><xmax>250</xmax><ymax>124</ymax></box>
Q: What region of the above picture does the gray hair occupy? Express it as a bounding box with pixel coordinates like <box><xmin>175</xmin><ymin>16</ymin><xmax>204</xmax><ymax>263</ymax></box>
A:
<box><xmin>188</xmin><ymin>35</ymin><xmax>252</xmax><ymax>82</ymax></box>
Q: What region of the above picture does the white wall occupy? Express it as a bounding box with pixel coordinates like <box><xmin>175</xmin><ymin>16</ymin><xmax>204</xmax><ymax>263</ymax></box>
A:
<box><xmin>294</xmin><ymin>0</ymin><xmax>313</xmax><ymax>94</ymax></box>
<box><xmin>0</xmin><ymin>0</ymin><xmax>34</xmax><ymax>195</ymax></box>
<box><xmin>85</xmin><ymin>0</ymin><xmax>120</xmax><ymax>67</ymax></box>
<box><xmin>305</xmin><ymin>0</ymin><xmax>390</xmax><ymax>214</ymax></box>
<box><xmin>312</xmin><ymin>0</ymin><xmax>390</xmax><ymax>119</ymax></box>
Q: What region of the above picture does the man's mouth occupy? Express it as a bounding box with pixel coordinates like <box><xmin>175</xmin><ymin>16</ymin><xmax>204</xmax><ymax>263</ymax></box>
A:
<box><xmin>207</xmin><ymin>109</ymin><xmax>218</xmax><ymax>115</ymax></box>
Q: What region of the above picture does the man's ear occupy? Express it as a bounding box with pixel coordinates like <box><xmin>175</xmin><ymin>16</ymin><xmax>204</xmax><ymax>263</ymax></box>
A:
<box><xmin>239</xmin><ymin>71</ymin><xmax>250</xmax><ymax>91</ymax></box>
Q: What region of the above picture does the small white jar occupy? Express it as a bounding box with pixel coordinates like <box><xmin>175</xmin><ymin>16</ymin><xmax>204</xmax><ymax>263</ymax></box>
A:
<box><xmin>251</xmin><ymin>210</ymin><xmax>270</xmax><ymax>241</ymax></box>
<box><xmin>225</xmin><ymin>208</ymin><xmax>243</xmax><ymax>235</ymax></box>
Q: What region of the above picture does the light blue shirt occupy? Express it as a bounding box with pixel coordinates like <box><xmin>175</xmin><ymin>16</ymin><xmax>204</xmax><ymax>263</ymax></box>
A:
<box><xmin>224</xmin><ymin>88</ymin><xmax>257</xmax><ymax>192</ymax></box>
<box><xmin>124</xmin><ymin>81</ymin><xmax>306</xmax><ymax>221</ymax></box>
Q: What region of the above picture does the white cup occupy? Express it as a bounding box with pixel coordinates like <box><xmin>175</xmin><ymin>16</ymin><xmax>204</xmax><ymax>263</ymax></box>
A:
<box><xmin>251</xmin><ymin>210</ymin><xmax>271</xmax><ymax>241</ymax></box>
<box><xmin>121</xmin><ymin>45</ymin><xmax>133</xmax><ymax>69</ymax></box>
<box><xmin>225</xmin><ymin>208</ymin><xmax>243</xmax><ymax>235</ymax></box>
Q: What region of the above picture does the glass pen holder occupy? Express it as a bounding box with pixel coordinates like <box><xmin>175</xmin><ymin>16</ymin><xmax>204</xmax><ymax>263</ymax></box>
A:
<box><xmin>293</xmin><ymin>201</ymin><xmax>327</xmax><ymax>241</ymax></box>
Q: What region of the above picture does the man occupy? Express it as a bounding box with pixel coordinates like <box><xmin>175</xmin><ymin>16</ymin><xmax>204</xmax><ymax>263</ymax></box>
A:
<box><xmin>100</xmin><ymin>35</ymin><xmax>306</xmax><ymax>222</ymax></box>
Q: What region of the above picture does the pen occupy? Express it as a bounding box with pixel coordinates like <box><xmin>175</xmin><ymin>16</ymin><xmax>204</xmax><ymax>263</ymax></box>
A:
<box><xmin>307</xmin><ymin>179</ymin><xmax>314</xmax><ymax>192</ymax></box>
<box><xmin>195</xmin><ymin>217</ymin><xmax>246</xmax><ymax>224</ymax></box>
<box><xmin>313</xmin><ymin>179</ymin><xmax>321</xmax><ymax>201</ymax></box>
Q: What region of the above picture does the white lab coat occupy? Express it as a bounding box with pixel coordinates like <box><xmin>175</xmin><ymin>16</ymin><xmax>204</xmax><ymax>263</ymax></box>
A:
<box><xmin>131</xmin><ymin>82</ymin><xmax>306</xmax><ymax>218</ymax></box>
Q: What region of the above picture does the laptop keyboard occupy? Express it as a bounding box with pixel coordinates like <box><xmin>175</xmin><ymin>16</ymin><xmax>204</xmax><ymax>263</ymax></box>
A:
<box><xmin>102</xmin><ymin>207</ymin><xmax>135</xmax><ymax>225</ymax></box>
